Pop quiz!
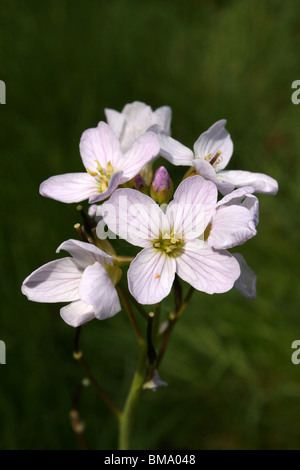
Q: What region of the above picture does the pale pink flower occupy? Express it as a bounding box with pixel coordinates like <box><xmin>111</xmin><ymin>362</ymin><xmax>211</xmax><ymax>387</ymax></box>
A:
<box><xmin>156</xmin><ymin>120</ymin><xmax>278</xmax><ymax>195</ymax></box>
<box><xmin>105</xmin><ymin>101</ymin><xmax>172</xmax><ymax>185</ymax></box>
<box><xmin>143</xmin><ymin>371</ymin><xmax>168</xmax><ymax>391</ymax></box>
<box><xmin>21</xmin><ymin>239</ymin><xmax>121</xmax><ymax>327</ymax></box>
<box><xmin>40</xmin><ymin>122</ymin><xmax>159</xmax><ymax>204</ymax></box>
<box><xmin>207</xmin><ymin>186</ymin><xmax>259</xmax><ymax>250</ymax></box>
<box><xmin>105</xmin><ymin>101</ymin><xmax>172</xmax><ymax>152</ymax></box>
<box><xmin>101</xmin><ymin>175</ymin><xmax>257</xmax><ymax>305</ymax></box>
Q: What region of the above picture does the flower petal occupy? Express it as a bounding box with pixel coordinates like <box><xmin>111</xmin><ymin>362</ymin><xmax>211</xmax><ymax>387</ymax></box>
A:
<box><xmin>88</xmin><ymin>170</ymin><xmax>123</xmax><ymax>203</ymax></box>
<box><xmin>79</xmin><ymin>121</ymin><xmax>122</xmax><ymax>171</ymax></box>
<box><xmin>104</xmin><ymin>109</ymin><xmax>125</xmax><ymax>139</ymax></box>
<box><xmin>120</xmin><ymin>132</ymin><xmax>160</xmax><ymax>181</ymax></box>
<box><xmin>128</xmin><ymin>247</ymin><xmax>176</xmax><ymax>304</ymax></box>
<box><xmin>217</xmin><ymin>187</ymin><xmax>259</xmax><ymax>228</ymax></box>
<box><xmin>208</xmin><ymin>205</ymin><xmax>257</xmax><ymax>250</ymax></box>
<box><xmin>193</xmin><ymin>159</ymin><xmax>235</xmax><ymax>195</ymax></box>
<box><xmin>157</xmin><ymin>133</ymin><xmax>194</xmax><ymax>166</ymax></box>
<box><xmin>218</xmin><ymin>170</ymin><xmax>279</xmax><ymax>195</ymax></box>
<box><xmin>216</xmin><ymin>186</ymin><xmax>255</xmax><ymax>207</ymax></box>
<box><xmin>40</xmin><ymin>173</ymin><xmax>99</xmax><ymax>203</ymax></box>
<box><xmin>120</xmin><ymin>102</ymin><xmax>156</xmax><ymax>151</ymax></box>
<box><xmin>175</xmin><ymin>240</ymin><xmax>240</xmax><ymax>294</ymax></box>
<box><xmin>153</xmin><ymin>106</ymin><xmax>172</xmax><ymax>135</ymax></box>
<box><xmin>22</xmin><ymin>258</ymin><xmax>81</xmax><ymax>303</ymax></box>
<box><xmin>56</xmin><ymin>239</ymin><xmax>113</xmax><ymax>268</ymax></box>
<box><xmin>166</xmin><ymin>175</ymin><xmax>217</xmax><ymax>239</ymax></box>
<box><xmin>232</xmin><ymin>253</ymin><xmax>257</xmax><ymax>299</ymax></box>
<box><xmin>242</xmin><ymin>194</ymin><xmax>259</xmax><ymax>227</ymax></box>
<box><xmin>79</xmin><ymin>263</ymin><xmax>121</xmax><ymax>320</ymax></box>
<box><xmin>193</xmin><ymin>119</ymin><xmax>233</xmax><ymax>170</ymax></box>
<box><xmin>102</xmin><ymin>188</ymin><xmax>170</xmax><ymax>247</ymax></box>
<box><xmin>143</xmin><ymin>370</ymin><xmax>168</xmax><ymax>391</ymax></box>
<box><xmin>60</xmin><ymin>300</ymin><xmax>95</xmax><ymax>327</ymax></box>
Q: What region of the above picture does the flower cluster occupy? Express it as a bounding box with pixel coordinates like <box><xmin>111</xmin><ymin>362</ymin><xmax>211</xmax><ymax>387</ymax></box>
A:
<box><xmin>22</xmin><ymin>101</ymin><xmax>278</xmax><ymax>326</ymax></box>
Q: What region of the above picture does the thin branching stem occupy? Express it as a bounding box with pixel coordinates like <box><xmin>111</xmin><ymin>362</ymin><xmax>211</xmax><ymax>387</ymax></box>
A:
<box><xmin>157</xmin><ymin>286</ymin><xmax>195</xmax><ymax>366</ymax></box>
<box><xmin>117</xmin><ymin>285</ymin><xmax>143</xmax><ymax>342</ymax></box>
<box><xmin>73</xmin><ymin>328</ymin><xmax>121</xmax><ymax>419</ymax></box>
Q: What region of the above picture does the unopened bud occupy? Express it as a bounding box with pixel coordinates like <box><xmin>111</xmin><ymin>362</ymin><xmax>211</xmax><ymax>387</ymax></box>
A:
<box><xmin>150</xmin><ymin>166</ymin><xmax>173</xmax><ymax>204</ymax></box>
<box><xmin>132</xmin><ymin>174</ymin><xmax>147</xmax><ymax>193</ymax></box>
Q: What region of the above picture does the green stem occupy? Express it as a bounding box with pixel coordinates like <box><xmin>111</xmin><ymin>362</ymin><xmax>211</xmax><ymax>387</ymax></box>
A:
<box><xmin>120</xmin><ymin>282</ymin><xmax>148</xmax><ymax>320</ymax></box>
<box><xmin>157</xmin><ymin>286</ymin><xmax>195</xmax><ymax>366</ymax></box>
<box><xmin>119</xmin><ymin>342</ymin><xmax>147</xmax><ymax>450</ymax></box>
<box><xmin>118</xmin><ymin>289</ymin><xmax>194</xmax><ymax>449</ymax></box>
<box><xmin>117</xmin><ymin>285</ymin><xmax>143</xmax><ymax>342</ymax></box>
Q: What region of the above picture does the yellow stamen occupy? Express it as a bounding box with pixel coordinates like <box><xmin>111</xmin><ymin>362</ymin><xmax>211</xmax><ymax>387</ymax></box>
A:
<box><xmin>155</xmin><ymin>274</ymin><xmax>160</xmax><ymax>278</ymax></box>
<box><xmin>95</xmin><ymin>160</ymin><xmax>103</xmax><ymax>173</ymax></box>
<box><xmin>86</xmin><ymin>168</ymin><xmax>98</xmax><ymax>177</ymax></box>
<box><xmin>204</xmin><ymin>150</ymin><xmax>222</xmax><ymax>168</ymax></box>
<box><xmin>153</xmin><ymin>232</ymin><xmax>184</xmax><ymax>257</ymax></box>
<box><xmin>98</xmin><ymin>174</ymin><xmax>109</xmax><ymax>184</ymax></box>
<box><xmin>86</xmin><ymin>160</ymin><xmax>116</xmax><ymax>194</ymax></box>
<box><xmin>209</xmin><ymin>150</ymin><xmax>222</xmax><ymax>167</ymax></box>
<box><xmin>106</xmin><ymin>161</ymin><xmax>114</xmax><ymax>177</ymax></box>
<box><xmin>204</xmin><ymin>153</ymin><xmax>213</xmax><ymax>162</ymax></box>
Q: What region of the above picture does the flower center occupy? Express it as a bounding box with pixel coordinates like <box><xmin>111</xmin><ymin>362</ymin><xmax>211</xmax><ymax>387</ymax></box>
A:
<box><xmin>153</xmin><ymin>232</ymin><xmax>184</xmax><ymax>258</ymax></box>
<box><xmin>204</xmin><ymin>150</ymin><xmax>222</xmax><ymax>170</ymax></box>
<box><xmin>86</xmin><ymin>160</ymin><xmax>114</xmax><ymax>193</ymax></box>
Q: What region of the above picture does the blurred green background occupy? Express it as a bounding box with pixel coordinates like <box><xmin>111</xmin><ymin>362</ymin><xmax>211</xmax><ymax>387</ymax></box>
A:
<box><xmin>1</xmin><ymin>0</ymin><xmax>300</xmax><ymax>450</ymax></box>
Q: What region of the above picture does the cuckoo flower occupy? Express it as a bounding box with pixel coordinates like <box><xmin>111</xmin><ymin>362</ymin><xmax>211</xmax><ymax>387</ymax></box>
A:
<box><xmin>105</xmin><ymin>101</ymin><xmax>172</xmax><ymax>185</ymax></box>
<box><xmin>21</xmin><ymin>239</ymin><xmax>122</xmax><ymax>327</ymax></box>
<box><xmin>40</xmin><ymin>122</ymin><xmax>160</xmax><ymax>204</ymax></box>
<box><xmin>105</xmin><ymin>101</ymin><xmax>172</xmax><ymax>152</ymax></box>
<box><xmin>207</xmin><ymin>186</ymin><xmax>259</xmax><ymax>250</ymax></box>
<box><xmin>143</xmin><ymin>371</ymin><xmax>168</xmax><ymax>391</ymax></box>
<box><xmin>157</xmin><ymin>120</ymin><xmax>278</xmax><ymax>195</ymax></box>
<box><xmin>102</xmin><ymin>175</ymin><xmax>246</xmax><ymax>305</ymax></box>
<box><xmin>206</xmin><ymin>185</ymin><xmax>258</xmax><ymax>297</ymax></box>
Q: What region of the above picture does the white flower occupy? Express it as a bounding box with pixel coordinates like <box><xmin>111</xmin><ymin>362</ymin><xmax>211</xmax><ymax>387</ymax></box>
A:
<box><xmin>105</xmin><ymin>101</ymin><xmax>172</xmax><ymax>185</ymax></box>
<box><xmin>40</xmin><ymin>122</ymin><xmax>159</xmax><ymax>204</ymax></box>
<box><xmin>157</xmin><ymin>119</ymin><xmax>278</xmax><ymax>195</ymax></box>
<box><xmin>105</xmin><ymin>101</ymin><xmax>172</xmax><ymax>152</ymax></box>
<box><xmin>143</xmin><ymin>370</ymin><xmax>168</xmax><ymax>391</ymax></box>
<box><xmin>21</xmin><ymin>239</ymin><xmax>122</xmax><ymax>327</ymax></box>
<box><xmin>101</xmin><ymin>175</ymin><xmax>257</xmax><ymax>305</ymax></box>
<box><xmin>207</xmin><ymin>186</ymin><xmax>259</xmax><ymax>250</ymax></box>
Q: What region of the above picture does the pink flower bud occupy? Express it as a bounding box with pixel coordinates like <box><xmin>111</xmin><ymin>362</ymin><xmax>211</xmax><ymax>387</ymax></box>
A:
<box><xmin>150</xmin><ymin>166</ymin><xmax>173</xmax><ymax>204</ymax></box>
<box><xmin>132</xmin><ymin>174</ymin><xmax>147</xmax><ymax>193</ymax></box>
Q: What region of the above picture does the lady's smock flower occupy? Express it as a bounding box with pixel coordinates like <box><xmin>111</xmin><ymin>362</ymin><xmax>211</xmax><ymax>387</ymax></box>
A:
<box><xmin>101</xmin><ymin>176</ymin><xmax>257</xmax><ymax>304</ymax></box>
<box><xmin>157</xmin><ymin>120</ymin><xmax>278</xmax><ymax>195</ymax></box>
<box><xmin>40</xmin><ymin>122</ymin><xmax>159</xmax><ymax>204</ymax></box>
<box><xmin>105</xmin><ymin>101</ymin><xmax>172</xmax><ymax>185</ymax></box>
<box><xmin>21</xmin><ymin>239</ymin><xmax>122</xmax><ymax>327</ymax></box>
<box><xmin>105</xmin><ymin>101</ymin><xmax>172</xmax><ymax>152</ymax></box>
